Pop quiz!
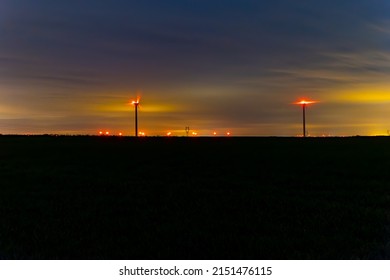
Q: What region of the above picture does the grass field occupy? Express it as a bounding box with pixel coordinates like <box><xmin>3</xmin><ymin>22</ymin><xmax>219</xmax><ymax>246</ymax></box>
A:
<box><xmin>1</xmin><ymin>135</ymin><xmax>390</xmax><ymax>259</ymax></box>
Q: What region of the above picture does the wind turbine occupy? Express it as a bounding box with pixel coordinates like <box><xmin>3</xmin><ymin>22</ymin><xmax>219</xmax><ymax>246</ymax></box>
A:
<box><xmin>293</xmin><ymin>99</ymin><xmax>317</xmax><ymax>137</ymax></box>
<box><xmin>131</xmin><ymin>98</ymin><xmax>140</xmax><ymax>137</ymax></box>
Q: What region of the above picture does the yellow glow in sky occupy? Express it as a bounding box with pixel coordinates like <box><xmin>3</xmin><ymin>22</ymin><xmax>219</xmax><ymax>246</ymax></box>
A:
<box><xmin>331</xmin><ymin>85</ymin><xmax>390</xmax><ymax>103</ymax></box>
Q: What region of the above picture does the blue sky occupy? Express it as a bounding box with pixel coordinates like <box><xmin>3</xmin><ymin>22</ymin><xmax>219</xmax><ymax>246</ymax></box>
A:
<box><xmin>1</xmin><ymin>0</ymin><xmax>389</xmax><ymax>135</ymax></box>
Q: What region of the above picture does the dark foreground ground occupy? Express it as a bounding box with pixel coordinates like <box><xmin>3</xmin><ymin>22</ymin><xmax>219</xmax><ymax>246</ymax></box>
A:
<box><xmin>1</xmin><ymin>135</ymin><xmax>390</xmax><ymax>259</ymax></box>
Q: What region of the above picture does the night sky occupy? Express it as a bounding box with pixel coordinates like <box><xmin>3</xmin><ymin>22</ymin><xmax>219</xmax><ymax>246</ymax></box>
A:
<box><xmin>1</xmin><ymin>0</ymin><xmax>389</xmax><ymax>136</ymax></box>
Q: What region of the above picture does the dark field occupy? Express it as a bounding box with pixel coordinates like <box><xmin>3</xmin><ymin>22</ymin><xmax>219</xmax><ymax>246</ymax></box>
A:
<box><xmin>1</xmin><ymin>135</ymin><xmax>390</xmax><ymax>260</ymax></box>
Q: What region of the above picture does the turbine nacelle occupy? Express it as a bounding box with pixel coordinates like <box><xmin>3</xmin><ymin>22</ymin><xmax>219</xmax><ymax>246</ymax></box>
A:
<box><xmin>293</xmin><ymin>100</ymin><xmax>317</xmax><ymax>106</ymax></box>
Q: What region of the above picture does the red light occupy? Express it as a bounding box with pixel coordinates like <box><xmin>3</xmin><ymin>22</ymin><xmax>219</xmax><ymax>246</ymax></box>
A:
<box><xmin>131</xmin><ymin>97</ymin><xmax>141</xmax><ymax>106</ymax></box>
<box><xmin>293</xmin><ymin>99</ymin><xmax>318</xmax><ymax>105</ymax></box>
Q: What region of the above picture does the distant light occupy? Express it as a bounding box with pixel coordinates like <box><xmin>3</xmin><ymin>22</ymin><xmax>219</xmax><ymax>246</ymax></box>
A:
<box><xmin>139</xmin><ymin>132</ymin><xmax>145</xmax><ymax>136</ymax></box>
<box><xmin>167</xmin><ymin>132</ymin><xmax>172</xmax><ymax>136</ymax></box>
<box><xmin>119</xmin><ymin>132</ymin><xmax>123</xmax><ymax>136</ymax></box>
<box><xmin>213</xmin><ymin>132</ymin><xmax>217</xmax><ymax>136</ymax></box>
<box><xmin>105</xmin><ymin>131</ymin><xmax>109</xmax><ymax>135</ymax></box>
<box><xmin>131</xmin><ymin>99</ymin><xmax>140</xmax><ymax>105</ymax></box>
<box><xmin>293</xmin><ymin>99</ymin><xmax>318</xmax><ymax>105</ymax></box>
<box><xmin>226</xmin><ymin>132</ymin><xmax>231</xmax><ymax>136</ymax></box>
<box><xmin>192</xmin><ymin>132</ymin><xmax>197</xmax><ymax>136</ymax></box>
<box><xmin>99</xmin><ymin>131</ymin><xmax>103</xmax><ymax>135</ymax></box>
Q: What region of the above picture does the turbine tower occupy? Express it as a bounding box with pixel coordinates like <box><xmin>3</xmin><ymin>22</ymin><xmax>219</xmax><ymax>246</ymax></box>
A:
<box><xmin>293</xmin><ymin>99</ymin><xmax>317</xmax><ymax>137</ymax></box>
<box><xmin>131</xmin><ymin>99</ymin><xmax>140</xmax><ymax>137</ymax></box>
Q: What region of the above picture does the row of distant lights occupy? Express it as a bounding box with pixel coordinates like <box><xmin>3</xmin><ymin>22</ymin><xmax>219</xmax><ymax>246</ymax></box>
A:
<box><xmin>99</xmin><ymin>131</ymin><xmax>231</xmax><ymax>136</ymax></box>
<box><xmin>99</xmin><ymin>131</ymin><xmax>123</xmax><ymax>136</ymax></box>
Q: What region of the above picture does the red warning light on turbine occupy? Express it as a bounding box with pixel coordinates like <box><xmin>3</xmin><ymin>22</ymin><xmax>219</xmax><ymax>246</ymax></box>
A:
<box><xmin>293</xmin><ymin>99</ymin><xmax>317</xmax><ymax>105</ymax></box>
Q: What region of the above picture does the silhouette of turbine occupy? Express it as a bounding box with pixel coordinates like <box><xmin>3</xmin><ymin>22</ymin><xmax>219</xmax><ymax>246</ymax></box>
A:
<box><xmin>293</xmin><ymin>99</ymin><xmax>317</xmax><ymax>137</ymax></box>
<box><xmin>131</xmin><ymin>99</ymin><xmax>140</xmax><ymax>137</ymax></box>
